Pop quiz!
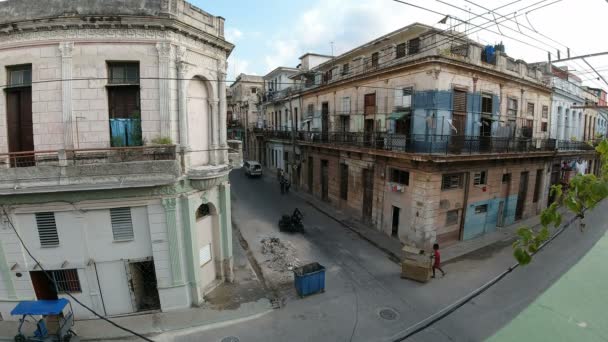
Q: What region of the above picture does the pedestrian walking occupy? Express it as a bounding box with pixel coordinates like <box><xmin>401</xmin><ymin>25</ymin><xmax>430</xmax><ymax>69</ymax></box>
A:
<box><xmin>285</xmin><ymin>179</ymin><xmax>291</xmax><ymax>193</ymax></box>
<box><xmin>431</xmin><ymin>243</ymin><xmax>445</xmax><ymax>278</ymax></box>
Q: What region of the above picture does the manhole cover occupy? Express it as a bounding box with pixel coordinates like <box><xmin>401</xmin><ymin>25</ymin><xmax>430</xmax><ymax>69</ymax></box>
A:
<box><xmin>379</xmin><ymin>308</ymin><xmax>399</xmax><ymax>321</ymax></box>
<box><xmin>221</xmin><ymin>337</ymin><xmax>240</xmax><ymax>342</ymax></box>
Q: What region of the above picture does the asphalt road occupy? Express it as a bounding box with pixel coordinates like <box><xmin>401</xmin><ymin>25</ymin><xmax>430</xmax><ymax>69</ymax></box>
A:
<box><xmin>168</xmin><ymin>170</ymin><xmax>608</xmax><ymax>342</ymax></box>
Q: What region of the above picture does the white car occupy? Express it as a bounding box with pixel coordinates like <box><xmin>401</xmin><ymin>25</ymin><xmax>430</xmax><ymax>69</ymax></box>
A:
<box><xmin>244</xmin><ymin>161</ymin><xmax>263</xmax><ymax>177</ymax></box>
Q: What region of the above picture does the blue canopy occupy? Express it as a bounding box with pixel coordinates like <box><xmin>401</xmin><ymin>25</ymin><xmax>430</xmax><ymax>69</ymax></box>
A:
<box><xmin>11</xmin><ymin>299</ymin><xmax>69</xmax><ymax>316</ymax></box>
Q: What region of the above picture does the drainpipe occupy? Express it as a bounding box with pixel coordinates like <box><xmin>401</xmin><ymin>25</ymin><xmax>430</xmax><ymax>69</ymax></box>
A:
<box><xmin>458</xmin><ymin>172</ymin><xmax>471</xmax><ymax>240</ymax></box>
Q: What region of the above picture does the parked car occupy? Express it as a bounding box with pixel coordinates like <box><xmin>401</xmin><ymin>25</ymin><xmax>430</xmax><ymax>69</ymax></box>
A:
<box><xmin>244</xmin><ymin>161</ymin><xmax>263</xmax><ymax>177</ymax></box>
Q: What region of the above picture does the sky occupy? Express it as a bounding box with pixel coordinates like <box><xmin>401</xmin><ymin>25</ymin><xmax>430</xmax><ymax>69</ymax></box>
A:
<box><xmin>197</xmin><ymin>0</ymin><xmax>608</xmax><ymax>90</ymax></box>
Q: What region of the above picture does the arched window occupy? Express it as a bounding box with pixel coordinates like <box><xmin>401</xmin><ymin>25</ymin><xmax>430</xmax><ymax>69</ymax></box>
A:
<box><xmin>196</xmin><ymin>204</ymin><xmax>211</xmax><ymax>220</ymax></box>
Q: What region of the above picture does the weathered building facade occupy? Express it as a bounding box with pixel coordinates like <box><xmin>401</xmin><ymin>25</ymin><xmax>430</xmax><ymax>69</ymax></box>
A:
<box><xmin>227</xmin><ymin>73</ymin><xmax>263</xmax><ymax>153</ymax></box>
<box><xmin>254</xmin><ymin>23</ymin><xmax>597</xmax><ymax>249</ymax></box>
<box><xmin>0</xmin><ymin>0</ymin><xmax>237</xmax><ymax>320</ymax></box>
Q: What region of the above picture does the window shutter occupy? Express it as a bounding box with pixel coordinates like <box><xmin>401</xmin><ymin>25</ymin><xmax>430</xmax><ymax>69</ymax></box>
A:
<box><xmin>35</xmin><ymin>213</ymin><xmax>59</xmax><ymax>247</ymax></box>
<box><xmin>110</xmin><ymin>208</ymin><xmax>134</xmax><ymax>241</ymax></box>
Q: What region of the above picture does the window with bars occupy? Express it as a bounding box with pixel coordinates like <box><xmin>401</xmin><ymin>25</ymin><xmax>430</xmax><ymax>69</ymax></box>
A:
<box><xmin>307</xmin><ymin>104</ymin><xmax>314</xmax><ymax>117</ymax></box>
<box><xmin>442</xmin><ymin>173</ymin><xmax>463</xmax><ymax>190</ymax></box>
<box><xmin>108</xmin><ymin>62</ymin><xmax>140</xmax><ymax>85</ymax></box>
<box><xmin>446</xmin><ymin>210</ymin><xmax>459</xmax><ymax>226</ymax></box>
<box><xmin>408</xmin><ymin>38</ymin><xmax>420</xmax><ymax>54</ymax></box>
<box><xmin>527</xmin><ymin>102</ymin><xmax>535</xmax><ymax>116</ymax></box>
<box><xmin>35</xmin><ymin>213</ymin><xmax>59</xmax><ymax>247</ymax></box>
<box><xmin>396</xmin><ymin>43</ymin><xmax>406</xmax><ymax>59</ymax></box>
<box><xmin>340</xmin><ymin>163</ymin><xmax>348</xmax><ymax>200</ymax></box>
<box><xmin>7</xmin><ymin>65</ymin><xmax>32</xmax><ymax>87</ymax></box>
<box><xmin>390</xmin><ymin>169</ymin><xmax>410</xmax><ymax>186</ymax></box>
<box><xmin>473</xmin><ymin>171</ymin><xmax>487</xmax><ymax>185</ymax></box>
<box><xmin>507</xmin><ymin>98</ymin><xmax>518</xmax><ymax>117</ymax></box>
<box><xmin>342</xmin><ymin>63</ymin><xmax>350</xmax><ymax>75</ymax></box>
<box><xmin>342</xmin><ymin>97</ymin><xmax>351</xmax><ymax>114</ymax></box>
<box><xmin>475</xmin><ymin>204</ymin><xmax>488</xmax><ymax>214</ymax></box>
<box><xmin>32</xmin><ymin>269</ymin><xmax>82</xmax><ymax>293</ymax></box>
<box><xmin>481</xmin><ymin>94</ymin><xmax>493</xmax><ymax>114</ymax></box>
<box><xmin>371</xmin><ymin>52</ymin><xmax>379</xmax><ymax>67</ymax></box>
<box><xmin>110</xmin><ymin>207</ymin><xmax>134</xmax><ymax>241</ymax></box>
<box><xmin>542</xmin><ymin>105</ymin><xmax>549</xmax><ymax>119</ymax></box>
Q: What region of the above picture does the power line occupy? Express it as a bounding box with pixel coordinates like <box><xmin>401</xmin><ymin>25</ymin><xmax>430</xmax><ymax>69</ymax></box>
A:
<box><xmin>462</xmin><ymin>0</ymin><xmax>607</xmax><ymax>91</ymax></box>
<box><xmin>0</xmin><ymin>207</ymin><xmax>155</xmax><ymax>342</ymax></box>
<box><xmin>394</xmin><ymin>0</ymin><xmax>557</xmax><ymax>55</ymax></box>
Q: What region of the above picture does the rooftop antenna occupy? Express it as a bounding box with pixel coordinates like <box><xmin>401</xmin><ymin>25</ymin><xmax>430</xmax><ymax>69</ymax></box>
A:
<box><xmin>330</xmin><ymin>42</ymin><xmax>334</xmax><ymax>57</ymax></box>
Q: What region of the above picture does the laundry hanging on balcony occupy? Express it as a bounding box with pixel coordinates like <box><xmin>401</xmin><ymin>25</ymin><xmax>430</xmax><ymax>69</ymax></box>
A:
<box><xmin>110</xmin><ymin>118</ymin><xmax>142</xmax><ymax>147</ymax></box>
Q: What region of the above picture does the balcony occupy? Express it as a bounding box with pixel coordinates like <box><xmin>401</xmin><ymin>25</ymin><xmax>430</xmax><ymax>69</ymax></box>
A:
<box><xmin>0</xmin><ymin>146</ymin><xmax>180</xmax><ymax>195</ymax></box>
<box><xmin>257</xmin><ymin>130</ymin><xmax>597</xmax><ymax>159</ymax></box>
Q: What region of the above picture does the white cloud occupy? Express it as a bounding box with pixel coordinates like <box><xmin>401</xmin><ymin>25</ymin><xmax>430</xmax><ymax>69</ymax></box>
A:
<box><xmin>262</xmin><ymin>0</ymin><xmax>424</xmax><ymax>71</ymax></box>
<box><xmin>225</xmin><ymin>27</ymin><xmax>243</xmax><ymax>42</ymax></box>
<box><xmin>227</xmin><ymin>57</ymin><xmax>257</xmax><ymax>82</ymax></box>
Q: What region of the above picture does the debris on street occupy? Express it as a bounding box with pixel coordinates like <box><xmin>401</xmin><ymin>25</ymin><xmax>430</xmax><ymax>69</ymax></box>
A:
<box><xmin>260</xmin><ymin>236</ymin><xmax>300</xmax><ymax>280</ymax></box>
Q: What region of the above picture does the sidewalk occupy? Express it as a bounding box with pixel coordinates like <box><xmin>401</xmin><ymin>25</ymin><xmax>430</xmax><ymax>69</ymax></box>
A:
<box><xmin>291</xmin><ymin>181</ymin><xmax>570</xmax><ymax>264</ymax></box>
<box><xmin>0</xmin><ymin>224</ymin><xmax>274</xmax><ymax>341</ymax></box>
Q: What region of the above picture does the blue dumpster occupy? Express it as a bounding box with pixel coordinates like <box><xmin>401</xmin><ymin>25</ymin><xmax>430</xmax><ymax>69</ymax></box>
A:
<box><xmin>293</xmin><ymin>262</ymin><xmax>326</xmax><ymax>297</ymax></box>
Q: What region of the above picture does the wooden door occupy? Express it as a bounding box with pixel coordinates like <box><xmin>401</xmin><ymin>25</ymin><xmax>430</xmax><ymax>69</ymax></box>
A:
<box><xmin>321</xmin><ymin>102</ymin><xmax>329</xmax><ymax>142</ymax></box>
<box><xmin>6</xmin><ymin>88</ymin><xmax>34</xmax><ymax>153</ymax></box>
<box><xmin>452</xmin><ymin>89</ymin><xmax>467</xmax><ymax>134</ymax></box>
<box><xmin>450</xmin><ymin>89</ymin><xmax>467</xmax><ymax>153</ymax></box>
<box><xmin>30</xmin><ymin>271</ymin><xmax>58</xmax><ymax>300</ymax></box>
<box><xmin>7</xmin><ymin>88</ymin><xmax>34</xmax><ymax>167</ymax></box>
<box><xmin>362</xmin><ymin>168</ymin><xmax>374</xmax><ymax>221</ymax></box>
<box><xmin>515</xmin><ymin>171</ymin><xmax>529</xmax><ymax>220</ymax></box>
<box><xmin>364</xmin><ymin>93</ymin><xmax>376</xmax><ymax>115</ymax></box>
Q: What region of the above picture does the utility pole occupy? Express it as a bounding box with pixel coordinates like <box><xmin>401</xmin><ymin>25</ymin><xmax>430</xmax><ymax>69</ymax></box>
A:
<box><xmin>244</xmin><ymin>102</ymin><xmax>249</xmax><ymax>159</ymax></box>
<box><xmin>288</xmin><ymin>88</ymin><xmax>297</xmax><ymax>187</ymax></box>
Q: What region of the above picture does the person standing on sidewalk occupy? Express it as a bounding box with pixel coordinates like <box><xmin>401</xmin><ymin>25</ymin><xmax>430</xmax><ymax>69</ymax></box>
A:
<box><xmin>431</xmin><ymin>243</ymin><xmax>446</xmax><ymax>278</ymax></box>
<box><xmin>280</xmin><ymin>176</ymin><xmax>286</xmax><ymax>194</ymax></box>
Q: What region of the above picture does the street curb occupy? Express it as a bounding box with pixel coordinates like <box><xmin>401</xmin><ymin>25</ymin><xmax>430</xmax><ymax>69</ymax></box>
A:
<box><xmin>302</xmin><ymin>197</ymin><xmax>402</xmax><ymax>264</ymax></box>
<box><xmin>73</xmin><ymin>307</ymin><xmax>275</xmax><ymax>341</ymax></box>
<box><xmin>152</xmin><ymin>308</ymin><xmax>274</xmax><ymax>342</ymax></box>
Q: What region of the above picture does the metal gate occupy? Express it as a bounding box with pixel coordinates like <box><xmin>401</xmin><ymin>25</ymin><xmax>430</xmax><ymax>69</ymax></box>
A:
<box><xmin>321</xmin><ymin>160</ymin><xmax>329</xmax><ymax>201</ymax></box>
<box><xmin>515</xmin><ymin>171</ymin><xmax>529</xmax><ymax>221</ymax></box>
<box><xmin>362</xmin><ymin>168</ymin><xmax>374</xmax><ymax>221</ymax></box>
<box><xmin>125</xmin><ymin>258</ymin><xmax>161</xmax><ymax>312</ymax></box>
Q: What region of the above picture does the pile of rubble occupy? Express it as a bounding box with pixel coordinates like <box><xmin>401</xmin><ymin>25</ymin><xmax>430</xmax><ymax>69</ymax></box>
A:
<box><xmin>260</xmin><ymin>236</ymin><xmax>300</xmax><ymax>275</ymax></box>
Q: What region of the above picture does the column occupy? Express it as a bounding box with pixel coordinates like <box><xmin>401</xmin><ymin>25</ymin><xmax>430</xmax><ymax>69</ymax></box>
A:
<box><xmin>162</xmin><ymin>198</ymin><xmax>183</xmax><ymax>285</ymax></box>
<box><xmin>559</xmin><ymin>109</ymin><xmax>565</xmax><ymax>140</ymax></box>
<box><xmin>0</xmin><ymin>243</ymin><xmax>17</xmax><ymax>299</ymax></box>
<box><xmin>59</xmin><ymin>42</ymin><xmax>74</xmax><ymax>149</ymax></box>
<box><xmin>156</xmin><ymin>42</ymin><xmax>172</xmax><ymax>138</ymax></box>
<box><xmin>218</xmin><ymin>182</ymin><xmax>234</xmax><ymax>282</ymax></box>
<box><xmin>218</xmin><ymin>72</ymin><xmax>228</xmax><ymax>164</ymax></box>
<box><xmin>177</xmin><ymin>60</ymin><xmax>190</xmax><ymax>148</ymax></box>
<box><xmin>179</xmin><ymin>195</ymin><xmax>202</xmax><ymax>305</ymax></box>
<box><xmin>210</xmin><ymin>100</ymin><xmax>219</xmax><ymax>165</ymax></box>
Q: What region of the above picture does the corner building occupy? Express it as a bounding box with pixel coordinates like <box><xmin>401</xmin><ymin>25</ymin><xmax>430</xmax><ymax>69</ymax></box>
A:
<box><xmin>0</xmin><ymin>0</ymin><xmax>237</xmax><ymax>319</ymax></box>
<box><xmin>256</xmin><ymin>23</ymin><xmax>597</xmax><ymax>249</ymax></box>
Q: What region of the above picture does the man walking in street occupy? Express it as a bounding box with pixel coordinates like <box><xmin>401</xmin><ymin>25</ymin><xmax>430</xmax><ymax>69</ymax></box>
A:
<box><xmin>431</xmin><ymin>243</ymin><xmax>446</xmax><ymax>278</ymax></box>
